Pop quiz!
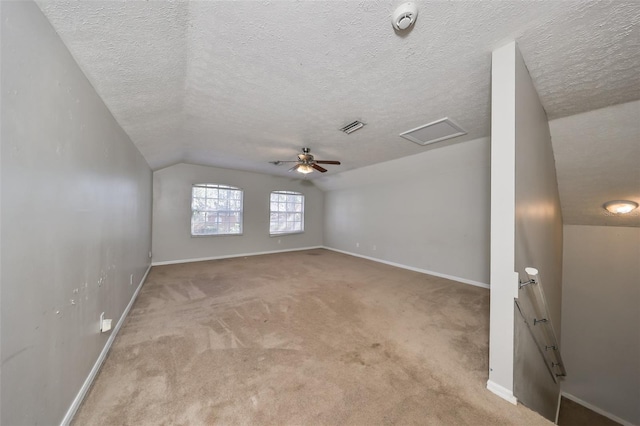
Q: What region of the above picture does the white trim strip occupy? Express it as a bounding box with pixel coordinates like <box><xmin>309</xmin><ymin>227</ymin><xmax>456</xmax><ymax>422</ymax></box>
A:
<box><xmin>60</xmin><ymin>264</ymin><xmax>152</xmax><ymax>426</ymax></box>
<box><xmin>153</xmin><ymin>246</ymin><xmax>489</xmax><ymax>290</ymax></box>
<box><xmin>322</xmin><ymin>246</ymin><xmax>490</xmax><ymax>289</ymax></box>
<box><xmin>486</xmin><ymin>380</ymin><xmax>518</xmax><ymax>405</ymax></box>
<box><xmin>561</xmin><ymin>392</ymin><xmax>637</xmax><ymax>426</ymax></box>
<box><xmin>555</xmin><ymin>389</ymin><xmax>562</xmax><ymax>425</ymax></box>
<box><xmin>151</xmin><ymin>246</ymin><xmax>324</xmax><ymax>266</ymax></box>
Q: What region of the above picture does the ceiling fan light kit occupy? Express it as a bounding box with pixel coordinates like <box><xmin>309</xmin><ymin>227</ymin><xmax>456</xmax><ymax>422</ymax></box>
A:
<box><xmin>296</xmin><ymin>164</ymin><xmax>314</xmax><ymax>174</ymax></box>
<box><xmin>273</xmin><ymin>148</ymin><xmax>341</xmax><ymax>175</ymax></box>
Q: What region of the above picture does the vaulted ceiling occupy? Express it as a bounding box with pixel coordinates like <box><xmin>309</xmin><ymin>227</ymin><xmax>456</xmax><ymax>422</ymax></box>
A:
<box><xmin>37</xmin><ymin>1</ymin><xmax>639</xmax><ymax>226</ymax></box>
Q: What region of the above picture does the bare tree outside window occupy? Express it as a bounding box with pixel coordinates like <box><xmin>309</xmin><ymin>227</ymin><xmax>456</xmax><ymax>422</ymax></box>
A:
<box><xmin>270</xmin><ymin>191</ymin><xmax>304</xmax><ymax>235</ymax></box>
<box><xmin>191</xmin><ymin>184</ymin><xmax>243</xmax><ymax>236</ymax></box>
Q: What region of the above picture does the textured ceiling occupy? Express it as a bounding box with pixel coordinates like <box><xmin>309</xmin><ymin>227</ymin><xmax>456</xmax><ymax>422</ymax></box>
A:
<box><xmin>37</xmin><ymin>1</ymin><xmax>640</xmax><ymax>226</ymax></box>
<box><xmin>550</xmin><ymin>100</ymin><xmax>640</xmax><ymax>227</ymax></box>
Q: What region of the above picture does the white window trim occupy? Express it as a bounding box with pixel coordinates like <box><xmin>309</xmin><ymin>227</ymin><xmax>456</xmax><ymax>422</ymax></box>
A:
<box><xmin>269</xmin><ymin>190</ymin><xmax>305</xmax><ymax>236</ymax></box>
<box><xmin>191</xmin><ymin>184</ymin><xmax>244</xmax><ymax>237</ymax></box>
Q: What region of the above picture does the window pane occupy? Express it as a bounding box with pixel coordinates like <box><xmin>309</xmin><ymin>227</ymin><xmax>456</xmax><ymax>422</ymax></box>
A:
<box><xmin>192</xmin><ymin>197</ymin><xmax>204</xmax><ymax>211</ymax></box>
<box><xmin>191</xmin><ymin>184</ymin><xmax>243</xmax><ymax>236</ymax></box>
<box><xmin>269</xmin><ymin>191</ymin><xmax>304</xmax><ymax>235</ymax></box>
<box><xmin>191</xmin><ymin>211</ymin><xmax>206</xmax><ymax>235</ymax></box>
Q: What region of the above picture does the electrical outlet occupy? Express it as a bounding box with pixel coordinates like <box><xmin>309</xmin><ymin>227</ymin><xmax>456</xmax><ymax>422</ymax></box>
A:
<box><xmin>100</xmin><ymin>312</ymin><xmax>112</xmax><ymax>333</ymax></box>
<box><xmin>129</xmin><ymin>274</ymin><xmax>133</xmax><ymax>285</ymax></box>
<box><xmin>277</xmin><ymin>239</ymin><xmax>281</xmax><ymax>244</ymax></box>
<box><xmin>356</xmin><ymin>242</ymin><xmax>360</xmax><ymax>248</ymax></box>
<box><xmin>148</xmin><ymin>251</ymin><xmax>152</xmax><ymax>259</ymax></box>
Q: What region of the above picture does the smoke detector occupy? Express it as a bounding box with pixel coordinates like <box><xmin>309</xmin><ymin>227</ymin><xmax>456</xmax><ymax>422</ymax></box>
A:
<box><xmin>392</xmin><ymin>2</ymin><xmax>418</xmax><ymax>31</ymax></box>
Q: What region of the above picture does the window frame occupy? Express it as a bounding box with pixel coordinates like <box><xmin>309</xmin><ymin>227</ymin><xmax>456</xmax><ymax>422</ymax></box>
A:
<box><xmin>269</xmin><ymin>190</ymin><xmax>305</xmax><ymax>236</ymax></box>
<box><xmin>191</xmin><ymin>184</ymin><xmax>244</xmax><ymax>237</ymax></box>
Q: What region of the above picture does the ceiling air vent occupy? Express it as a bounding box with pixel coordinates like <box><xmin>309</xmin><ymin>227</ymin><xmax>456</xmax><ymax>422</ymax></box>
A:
<box><xmin>399</xmin><ymin>118</ymin><xmax>467</xmax><ymax>146</ymax></box>
<box><xmin>339</xmin><ymin>120</ymin><xmax>366</xmax><ymax>134</ymax></box>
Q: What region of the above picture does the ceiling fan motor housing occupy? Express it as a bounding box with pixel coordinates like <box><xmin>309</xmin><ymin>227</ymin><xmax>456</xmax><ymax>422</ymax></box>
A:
<box><xmin>298</xmin><ymin>147</ymin><xmax>313</xmax><ymax>162</ymax></box>
<box><xmin>274</xmin><ymin>148</ymin><xmax>341</xmax><ymax>174</ymax></box>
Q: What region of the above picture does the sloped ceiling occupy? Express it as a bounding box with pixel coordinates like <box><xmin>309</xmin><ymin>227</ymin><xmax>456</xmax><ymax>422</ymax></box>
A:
<box><xmin>550</xmin><ymin>100</ymin><xmax>640</xmax><ymax>227</ymax></box>
<box><xmin>37</xmin><ymin>1</ymin><xmax>640</xmax><ymax>226</ymax></box>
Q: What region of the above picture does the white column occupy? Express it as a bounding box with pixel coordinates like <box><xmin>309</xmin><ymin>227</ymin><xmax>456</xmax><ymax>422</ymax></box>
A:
<box><xmin>487</xmin><ymin>41</ymin><xmax>519</xmax><ymax>404</ymax></box>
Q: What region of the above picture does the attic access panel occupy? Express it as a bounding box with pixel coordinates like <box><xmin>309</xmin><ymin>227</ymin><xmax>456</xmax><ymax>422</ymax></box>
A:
<box><xmin>399</xmin><ymin>118</ymin><xmax>467</xmax><ymax>146</ymax></box>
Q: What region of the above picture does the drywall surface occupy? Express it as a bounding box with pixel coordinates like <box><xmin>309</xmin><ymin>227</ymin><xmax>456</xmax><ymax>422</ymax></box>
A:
<box><xmin>319</xmin><ymin>137</ymin><xmax>490</xmax><ymax>286</ymax></box>
<box><xmin>513</xmin><ymin>44</ymin><xmax>563</xmax><ymax>421</ymax></box>
<box><xmin>1</xmin><ymin>2</ymin><xmax>152</xmax><ymax>424</ymax></box>
<box><xmin>488</xmin><ymin>42</ymin><xmax>519</xmax><ymax>402</ymax></box>
<box><xmin>561</xmin><ymin>225</ymin><xmax>640</xmax><ymax>425</ymax></box>
<box><xmin>488</xmin><ymin>42</ymin><xmax>563</xmax><ymax>417</ymax></box>
<box><xmin>514</xmin><ymin>46</ymin><xmax>563</xmax><ymax>341</ymax></box>
<box><xmin>152</xmin><ymin>163</ymin><xmax>324</xmax><ymax>263</ymax></box>
<box><xmin>549</xmin><ymin>100</ymin><xmax>640</xmax><ymax>227</ymax></box>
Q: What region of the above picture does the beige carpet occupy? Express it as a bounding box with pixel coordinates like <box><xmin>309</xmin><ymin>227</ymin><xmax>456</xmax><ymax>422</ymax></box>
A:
<box><xmin>73</xmin><ymin>249</ymin><xmax>551</xmax><ymax>425</ymax></box>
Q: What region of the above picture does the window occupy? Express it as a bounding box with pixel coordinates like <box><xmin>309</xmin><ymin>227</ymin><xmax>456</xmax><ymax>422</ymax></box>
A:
<box><xmin>270</xmin><ymin>191</ymin><xmax>304</xmax><ymax>235</ymax></box>
<box><xmin>191</xmin><ymin>184</ymin><xmax>243</xmax><ymax>236</ymax></box>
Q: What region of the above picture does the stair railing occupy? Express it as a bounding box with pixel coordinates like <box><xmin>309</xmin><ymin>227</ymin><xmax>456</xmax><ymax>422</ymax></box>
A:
<box><xmin>515</xmin><ymin>267</ymin><xmax>567</xmax><ymax>383</ymax></box>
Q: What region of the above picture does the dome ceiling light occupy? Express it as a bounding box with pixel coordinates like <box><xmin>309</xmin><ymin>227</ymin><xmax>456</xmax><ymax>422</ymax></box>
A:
<box><xmin>602</xmin><ymin>200</ymin><xmax>638</xmax><ymax>214</ymax></box>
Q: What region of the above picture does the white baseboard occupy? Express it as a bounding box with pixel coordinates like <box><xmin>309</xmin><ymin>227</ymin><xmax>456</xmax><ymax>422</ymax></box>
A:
<box><xmin>486</xmin><ymin>380</ymin><xmax>518</xmax><ymax>405</ymax></box>
<box><xmin>555</xmin><ymin>389</ymin><xmax>562</xmax><ymax>424</ymax></box>
<box><xmin>561</xmin><ymin>392</ymin><xmax>637</xmax><ymax>426</ymax></box>
<box><xmin>152</xmin><ymin>246</ymin><xmax>490</xmax><ymax>291</ymax></box>
<box><xmin>60</xmin><ymin>264</ymin><xmax>152</xmax><ymax>426</ymax></box>
<box><xmin>151</xmin><ymin>246</ymin><xmax>324</xmax><ymax>266</ymax></box>
<box><xmin>322</xmin><ymin>246</ymin><xmax>490</xmax><ymax>289</ymax></box>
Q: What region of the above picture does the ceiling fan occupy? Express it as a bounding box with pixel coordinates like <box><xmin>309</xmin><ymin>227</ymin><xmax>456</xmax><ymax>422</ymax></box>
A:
<box><xmin>270</xmin><ymin>147</ymin><xmax>341</xmax><ymax>174</ymax></box>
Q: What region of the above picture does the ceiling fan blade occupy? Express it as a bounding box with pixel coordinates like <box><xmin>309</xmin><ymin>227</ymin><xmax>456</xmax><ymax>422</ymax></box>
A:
<box><xmin>315</xmin><ymin>160</ymin><xmax>341</xmax><ymax>165</ymax></box>
<box><xmin>312</xmin><ymin>164</ymin><xmax>328</xmax><ymax>173</ymax></box>
<box><xmin>288</xmin><ymin>164</ymin><xmax>300</xmax><ymax>172</ymax></box>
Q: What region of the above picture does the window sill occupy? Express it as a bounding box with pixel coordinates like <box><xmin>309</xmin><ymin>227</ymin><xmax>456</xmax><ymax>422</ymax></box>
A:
<box><xmin>191</xmin><ymin>233</ymin><xmax>244</xmax><ymax>238</ymax></box>
<box><xmin>269</xmin><ymin>231</ymin><xmax>304</xmax><ymax>237</ymax></box>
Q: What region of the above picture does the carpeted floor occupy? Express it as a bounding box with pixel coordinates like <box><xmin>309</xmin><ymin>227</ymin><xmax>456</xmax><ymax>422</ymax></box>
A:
<box><xmin>73</xmin><ymin>249</ymin><xmax>552</xmax><ymax>425</ymax></box>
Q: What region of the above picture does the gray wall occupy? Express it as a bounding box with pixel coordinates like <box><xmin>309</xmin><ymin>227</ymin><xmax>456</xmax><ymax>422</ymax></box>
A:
<box><xmin>1</xmin><ymin>2</ymin><xmax>152</xmax><ymax>424</ymax></box>
<box><xmin>488</xmin><ymin>42</ymin><xmax>563</xmax><ymax>417</ymax></box>
<box><xmin>152</xmin><ymin>163</ymin><xmax>324</xmax><ymax>263</ymax></box>
<box><xmin>512</xmin><ymin>45</ymin><xmax>563</xmax><ymax>420</ymax></box>
<box><xmin>561</xmin><ymin>225</ymin><xmax>639</xmax><ymax>425</ymax></box>
<box><xmin>317</xmin><ymin>137</ymin><xmax>490</xmax><ymax>286</ymax></box>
